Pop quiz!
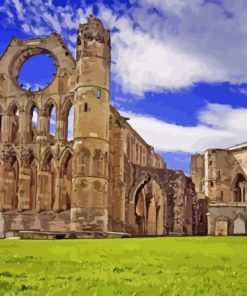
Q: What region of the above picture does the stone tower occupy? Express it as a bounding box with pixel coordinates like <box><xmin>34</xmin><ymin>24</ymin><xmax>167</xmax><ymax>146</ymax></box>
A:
<box><xmin>71</xmin><ymin>16</ymin><xmax>111</xmax><ymax>233</ymax></box>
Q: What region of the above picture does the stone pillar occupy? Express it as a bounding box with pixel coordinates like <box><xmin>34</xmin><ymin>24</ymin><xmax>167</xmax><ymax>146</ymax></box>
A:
<box><xmin>2</xmin><ymin>114</ymin><xmax>11</xmax><ymax>143</ymax></box>
<box><xmin>37</xmin><ymin>171</ymin><xmax>48</xmax><ymax>210</ymax></box>
<box><xmin>18</xmin><ymin>165</ymin><xmax>31</xmax><ymax>210</ymax></box>
<box><xmin>36</xmin><ymin>110</ymin><xmax>48</xmax><ymax>142</ymax></box>
<box><xmin>53</xmin><ymin>167</ymin><xmax>63</xmax><ymax>210</ymax></box>
<box><xmin>18</xmin><ymin>108</ymin><xmax>25</xmax><ymax>144</ymax></box>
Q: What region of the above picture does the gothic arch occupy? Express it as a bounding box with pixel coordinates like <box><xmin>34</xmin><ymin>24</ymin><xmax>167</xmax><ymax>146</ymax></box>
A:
<box><xmin>44</xmin><ymin>98</ymin><xmax>57</xmax><ymax>138</ymax></box>
<box><xmin>25</xmin><ymin>101</ymin><xmax>39</xmax><ymax>142</ymax></box>
<box><xmin>62</xmin><ymin>97</ymin><xmax>73</xmax><ymax>114</ymax></box>
<box><xmin>131</xmin><ymin>173</ymin><xmax>165</xmax><ymax>203</ymax></box>
<box><xmin>7</xmin><ymin>102</ymin><xmax>20</xmax><ymax>144</ymax></box>
<box><xmin>62</xmin><ymin>97</ymin><xmax>74</xmax><ymax>141</ymax></box>
<box><xmin>41</xmin><ymin>148</ymin><xmax>56</xmax><ymax>168</ymax></box>
<box><xmin>7</xmin><ymin>101</ymin><xmax>20</xmax><ymax>114</ymax></box>
<box><xmin>44</xmin><ymin>98</ymin><xmax>58</xmax><ymax>112</ymax></box>
<box><xmin>132</xmin><ymin>174</ymin><xmax>166</xmax><ymax>236</ymax></box>
<box><xmin>232</xmin><ymin>173</ymin><xmax>246</xmax><ymax>202</ymax></box>
<box><xmin>59</xmin><ymin>147</ymin><xmax>73</xmax><ymax>167</ymax></box>
<box><xmin>60</xmin><ymin>148</ymin><xmax>72</xmax><ymax>210</ymax></box>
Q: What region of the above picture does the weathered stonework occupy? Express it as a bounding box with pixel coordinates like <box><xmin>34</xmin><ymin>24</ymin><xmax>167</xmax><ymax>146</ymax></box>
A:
<box><xmin>0</xmin><ymin>15</ymin><xmax>203</xmax><ymax>238</ymax></box>
<box><xmin>192</xmin><ymin>144</ymin><xmax>247</xmax><ymax>235</ymax></box>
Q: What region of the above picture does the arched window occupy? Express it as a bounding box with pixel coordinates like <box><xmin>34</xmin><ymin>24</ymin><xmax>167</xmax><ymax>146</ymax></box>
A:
<box><xmin>67</xmin><ymin>105</ymin><xmax>74</xmax><ymax>141</ymax></box>
<box><xmin>233</xmin><ymin>174</ymin><xmax>246</xmax><ymax>202</ymax></box>
<box><xmin>9</xmin><ymin>103</ymin><xmax>19</xmax><ymax>144</ymax></box>
<box><xmin>30</xmin><ymin>104</ymin><xmax>38</xmax><ymax>142</ymax></box>
<box><xmin>48</xmin><ymin>104</ymin><xmax>56</xmax><ymax>138</ymax></box>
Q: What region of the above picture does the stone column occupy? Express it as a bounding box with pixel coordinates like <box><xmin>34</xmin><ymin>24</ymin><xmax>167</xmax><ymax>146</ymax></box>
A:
<box><xmin>18</xmin><ymin>147</ymin><xmax>34</xmax><ymax>211</ymax></box>
<box><xmin>18</xmin><ymin>165</ymin><xmax>31</xmax><ymax>211</ymax></box>
<box><xmin>53</xmin><ymin>166</ymin><xmax>63</xmax><ymax>210</ymax></box>
<box><xmin>36</xmin><ymin>110</ymin><xmax>48</xmax><ymax>142</ymax></box>
<box><xmin>1</xmin><ymin>113</ymin><xmax>11</xmax><ymax>143</ymax></box>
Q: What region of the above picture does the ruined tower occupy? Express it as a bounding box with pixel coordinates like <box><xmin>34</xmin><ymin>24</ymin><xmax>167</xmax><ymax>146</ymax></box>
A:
<box><xmin>71</xmin><ymin>16</ymin><xmax>111</xmax><ymax>232</ymax></box>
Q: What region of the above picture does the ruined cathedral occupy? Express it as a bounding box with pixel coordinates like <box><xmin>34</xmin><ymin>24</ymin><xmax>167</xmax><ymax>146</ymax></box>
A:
<box><xmin>0</xmin><ymin>16</ymin><xmax>206</xmax><ymax>238</ymax></box>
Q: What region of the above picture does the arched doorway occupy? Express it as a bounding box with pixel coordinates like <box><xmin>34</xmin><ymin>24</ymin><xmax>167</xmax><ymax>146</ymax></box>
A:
<box><xmin>134</xmin><ymin>177</ymin><xmax>165</xmax><ymax>236</ymax></box>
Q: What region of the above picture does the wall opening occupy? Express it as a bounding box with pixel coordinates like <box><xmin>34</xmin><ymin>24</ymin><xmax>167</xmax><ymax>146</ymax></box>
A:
<box><xmin>67</xmin><ymin>105</ymin><xmax>74</xmax><ymax>141</ymax></box>
<box><xmin>30</xmin><ymin>105</ymin><xmax>38</xmax><ymax>142</ymax></box>
<box><xmin>17</xmin><ymin>54</ymin><xmax>56</xmax><ymax>91</ymax></box>
<box><xmin>48</xmin><ymin>104</ymin><xmax>56</xmax><ymax>137</ymax></box>
<box><xmin>10</xmin><ymin>104</ymin><xmax>19</xmax><ymax>144</ymax></box>
<box><xmin>234</xmin><ymin>174</ymin><xmax>246</xmax><ymax>202</ymax></box>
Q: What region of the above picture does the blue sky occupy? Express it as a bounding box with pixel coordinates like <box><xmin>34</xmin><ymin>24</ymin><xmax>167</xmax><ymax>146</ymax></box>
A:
<box><xmin>1</xmin><ymin>0</ymin><xmax>247</xmax><ymax>175</ymax></box>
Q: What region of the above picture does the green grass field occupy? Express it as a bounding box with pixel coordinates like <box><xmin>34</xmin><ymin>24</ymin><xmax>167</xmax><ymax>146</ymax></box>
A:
<box><xmin>0</xmin><ymin>237</ymin><xmax>246</xmax><ymax>296</ymax></box>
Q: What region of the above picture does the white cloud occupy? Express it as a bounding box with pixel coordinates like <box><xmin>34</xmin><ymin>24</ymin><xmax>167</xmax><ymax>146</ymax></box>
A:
<box><xmin>111</xmin><ymin>27</ymin><xmax>223</xmax><ymax>94</ymax></box>
<box><xmin>43</xmin><ymin>12</ymin><xmax>61</xmax><ymax>33</ymax></box>
<box><xmin>32</xmin><ymin>109</ymin><xmax>38</xmax><ymax>126</ymax></box>
<box><xmin>3</xmin><ymin>1</ymin><xmax>247</xmax><ymax>95</ymax></box>
<box><xmin>97</xmin><ymin>1</ymin><xmax>247</xmax><ymax>94</ymax></box>
<box><xmin>11</xmin><ymin>0</ymin><xmax>23</xmax><ymax>14</ymax></box>
<box><xmin>120</xmin><ymin>103</ymin><xmax>247</xmax><ymax>153</ymax></box>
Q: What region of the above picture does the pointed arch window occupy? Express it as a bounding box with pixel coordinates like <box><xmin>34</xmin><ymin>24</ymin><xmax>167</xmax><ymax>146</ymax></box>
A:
<box><xmin>10</xmin><ymin>103</ymin><xmax>19</xmax><ymax>144</ymax></box>
<box><xmin>30</xmin><ymin>105</ymin><xmax>38</xmax><ymax>142</ymax></box>
<box><xmin>48</xmin><ymin>104</ymin><xmax>56</xmax><ymax>138</ymax></box>
<box><xmin>67</xmin><ymin>105</ymin><xmax>74</xmax><ymax>141</ymax></box>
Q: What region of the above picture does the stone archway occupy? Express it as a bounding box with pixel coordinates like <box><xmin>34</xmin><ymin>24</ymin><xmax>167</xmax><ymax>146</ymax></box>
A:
<box><xmin>233</xmin><ymin>174</ymin><xmax>246</xmax><ymax>202</ymax></box>
<box><xmin>133</xmin><ymin>176</ymin><xmax>165</xmax><ymax>236</ymax></box>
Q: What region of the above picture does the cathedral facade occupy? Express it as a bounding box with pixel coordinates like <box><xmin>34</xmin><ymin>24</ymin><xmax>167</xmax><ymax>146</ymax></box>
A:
<box><xmin>0</xmin><ymin>16</ymin><xmax>204</xmax><ymax>238</ymax></box>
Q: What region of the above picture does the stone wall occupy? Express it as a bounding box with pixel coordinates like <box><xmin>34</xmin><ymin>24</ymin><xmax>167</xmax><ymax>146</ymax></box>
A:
<box><xmin>207</xmin><ymin>203</ymin><xmax>247</xmax><ymax>235</ymax></box>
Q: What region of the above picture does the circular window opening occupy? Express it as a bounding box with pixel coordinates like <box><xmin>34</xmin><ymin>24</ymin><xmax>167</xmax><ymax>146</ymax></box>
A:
<box><xmin>17</xmin><ymin>53</ymin><xmax>56</xmax><ymax>91</ymax></box>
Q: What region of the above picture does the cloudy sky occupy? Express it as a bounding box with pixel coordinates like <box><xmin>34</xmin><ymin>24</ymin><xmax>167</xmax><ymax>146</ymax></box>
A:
<box><xmin>1</xmin><ymin>0</ymin><xmax>247</xmax><ymax>175</ymax></box>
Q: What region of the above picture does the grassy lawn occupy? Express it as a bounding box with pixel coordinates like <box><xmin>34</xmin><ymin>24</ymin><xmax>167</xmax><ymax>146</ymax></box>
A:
<box><xmin>0</xmin><ymin>237</ymin><xmax>246</xmax><ymax>296</ymax></box>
